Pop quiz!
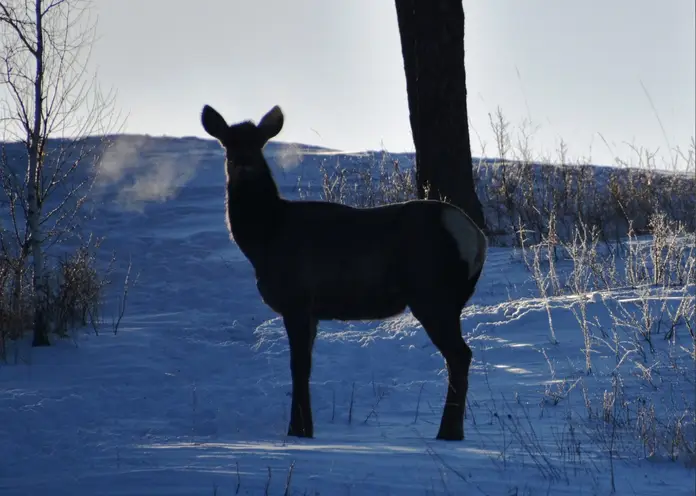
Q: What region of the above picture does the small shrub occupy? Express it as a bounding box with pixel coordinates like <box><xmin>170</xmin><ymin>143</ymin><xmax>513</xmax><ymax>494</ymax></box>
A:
<box><xmin>49</xmin><ymin>243</ymin><xmax>104</xmax><ymax>337</ymax></box>
<box><xmin>0</xmin><ymin>254</ymin><xmax>33</xmax><ymax>360</ymax></box>
<box><xmin>0</xmin><ymin>236</ymin><xmax>114</xmax><ymax>359</ymax></box>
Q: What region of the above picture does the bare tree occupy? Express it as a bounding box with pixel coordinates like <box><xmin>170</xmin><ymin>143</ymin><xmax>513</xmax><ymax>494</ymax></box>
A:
<box><xmin>0</xmin><ymin>0</ymin><xmax>120</xmax><ymax>346</ymax></box>
<box><xmin>394</xmin><ymin>0</ymin><xmax>485</xmax><ymax>230</ymax></box>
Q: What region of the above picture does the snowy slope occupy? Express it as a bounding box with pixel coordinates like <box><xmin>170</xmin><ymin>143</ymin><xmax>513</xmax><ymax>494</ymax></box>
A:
<box><xmin>1</xmin><ymin>136</ymin><xmax>694</xmax><ymax>495</ymax></box>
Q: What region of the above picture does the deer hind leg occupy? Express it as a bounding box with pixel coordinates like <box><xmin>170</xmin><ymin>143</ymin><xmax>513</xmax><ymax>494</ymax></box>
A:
<box><xmin>411</xmin><ymin>303</ymin><xmax>472</xmax><ymax>441</ymax></box>
<box><xmin>284</xmin><ymin>311</ymin><xmax>318</xmax><ymax>438</ymax></box>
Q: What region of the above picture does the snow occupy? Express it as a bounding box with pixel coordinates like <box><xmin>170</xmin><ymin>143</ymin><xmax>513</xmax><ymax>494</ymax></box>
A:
<box><xmin>1</xmin><ymin>136</ymin><xmax>694</xmax><ymax>495</ymax></box>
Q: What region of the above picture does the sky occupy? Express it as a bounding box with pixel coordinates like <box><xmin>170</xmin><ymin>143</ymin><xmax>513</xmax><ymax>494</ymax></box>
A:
<box><xmin>4</xmin><ymin>0</ymin><xmax>696</xmax><ymax>168</ymax></box>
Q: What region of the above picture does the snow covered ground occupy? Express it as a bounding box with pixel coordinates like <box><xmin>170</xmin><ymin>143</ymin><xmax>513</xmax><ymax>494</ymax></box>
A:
<box><xmin>1</xmin><ymin>137</ymin><xmax>694</xmax><ymax>495</ymax></box>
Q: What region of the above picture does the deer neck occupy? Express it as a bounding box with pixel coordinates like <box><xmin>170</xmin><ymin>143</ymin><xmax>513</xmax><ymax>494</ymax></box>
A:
<box><xmin>225</xmin><ymin>171</ymin><xmax>283</xmax><ymax>258</ymax></box>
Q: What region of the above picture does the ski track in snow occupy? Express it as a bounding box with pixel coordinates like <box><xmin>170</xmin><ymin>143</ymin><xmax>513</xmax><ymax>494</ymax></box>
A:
<box><xmin>1</xmin><ymin>143</ymin><xmax>694</xmax><ymax>495</ymax></box>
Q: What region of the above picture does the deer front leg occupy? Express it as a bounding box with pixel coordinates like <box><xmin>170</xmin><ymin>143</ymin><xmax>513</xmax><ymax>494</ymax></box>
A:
<box><xmin>284</xmin><ymin>312</ymin><xmax>317</xmax><ymax>438</ymax></box>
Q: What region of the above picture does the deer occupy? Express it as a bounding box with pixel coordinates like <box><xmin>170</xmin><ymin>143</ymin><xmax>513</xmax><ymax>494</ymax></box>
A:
<box><xmin>200</xmin><ymin>104</ymin><xmax>488</xmax><ymax>441</ymax></box>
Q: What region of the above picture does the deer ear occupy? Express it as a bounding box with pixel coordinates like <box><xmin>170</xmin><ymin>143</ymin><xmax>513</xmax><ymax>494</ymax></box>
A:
<box><xmin>201</xmin><ymin>105</ymin><xmax>228</xmax><ymax>141</ymax></box>
<box><xmin>257</xmin><ymin>105</ymin><xmax>284</xmax><ymax>142</ymax></box>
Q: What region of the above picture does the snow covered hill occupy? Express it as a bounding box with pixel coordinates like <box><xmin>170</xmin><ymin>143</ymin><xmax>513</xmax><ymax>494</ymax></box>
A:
<box><xmin>1</xmin><ymin>135</ymin><xmax>694</xmax><ymax>495</ymax></box>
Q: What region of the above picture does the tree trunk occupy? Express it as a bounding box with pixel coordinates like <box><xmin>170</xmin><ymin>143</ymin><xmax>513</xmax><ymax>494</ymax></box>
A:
<box><xmin>29</xmin><ymin>0</ymin><xmax>49</xmax><ymax>347</ymax></box>
<box><xmin>394</xmin><ymin>0</ymin><xmax>485</xmax><ymax>231</ymax></box>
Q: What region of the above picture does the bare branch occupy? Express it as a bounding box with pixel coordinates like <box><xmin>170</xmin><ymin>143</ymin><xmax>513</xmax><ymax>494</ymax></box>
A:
<box><xmin>0</xmin><ymin>2</ymin><xmax>37</xmax><ymax>54</ymax></box>
<box><xmin>41</xmin><ymin>0</ymin><xmax>67</xmax><ymax>17</ymax></box>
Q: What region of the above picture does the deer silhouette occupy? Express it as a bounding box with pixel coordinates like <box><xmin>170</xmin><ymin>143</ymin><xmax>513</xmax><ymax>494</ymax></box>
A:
<box><xmin>201</xmin><ymin>104</ymin><xmax>488</xmax><ymax>441</ymax></box>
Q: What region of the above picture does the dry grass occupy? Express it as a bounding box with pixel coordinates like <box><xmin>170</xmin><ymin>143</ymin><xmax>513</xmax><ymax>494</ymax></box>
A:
<box><xmin>522</xmin><ymin>213</ymin><xmax>695</xmax><ymax>471</ymax></box>
<box><xmin>299</xmin><ymin>109</ymin><xmax>695</xmax><ymax>250</ymax></box>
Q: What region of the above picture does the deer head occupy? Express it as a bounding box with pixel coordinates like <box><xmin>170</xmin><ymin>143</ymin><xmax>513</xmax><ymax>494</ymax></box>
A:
<box><xmin>201</xmin><ymin>104</ymin><xmax>284</xmax><ymax>198</ymax></box>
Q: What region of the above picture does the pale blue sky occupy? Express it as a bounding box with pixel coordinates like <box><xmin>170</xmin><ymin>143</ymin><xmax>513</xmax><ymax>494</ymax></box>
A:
<box><xmin>25</xmin><ymin>1</ymin><xmax>696</xmax><ymax>166</ymax></box>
